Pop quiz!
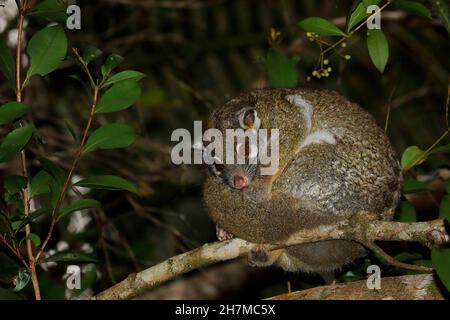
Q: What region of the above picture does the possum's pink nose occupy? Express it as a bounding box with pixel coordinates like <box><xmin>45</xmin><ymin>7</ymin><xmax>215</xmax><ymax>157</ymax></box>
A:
<box><xmin>233</xmin><ymin>175</ymin><xmax>249</xmax><ymax>189</ymax></box>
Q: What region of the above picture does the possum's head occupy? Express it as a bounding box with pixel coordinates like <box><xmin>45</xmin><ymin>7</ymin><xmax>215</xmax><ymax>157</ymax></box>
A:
<box><xmin>205</xmin><ymin>98</ymin><xmax>261</xmax><ymax>190</ymax></box>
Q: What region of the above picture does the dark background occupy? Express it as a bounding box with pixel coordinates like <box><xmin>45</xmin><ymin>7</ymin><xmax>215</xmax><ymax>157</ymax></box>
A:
<box><xmin>0</xmin><ymin>0</ymin><xmax>449</xmax><ymax>299</ymax></box>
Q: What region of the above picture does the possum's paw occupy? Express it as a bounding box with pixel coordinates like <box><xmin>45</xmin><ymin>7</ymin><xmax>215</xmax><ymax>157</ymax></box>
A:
<box><xmin>216</xmin><ymin>225</ymin><xmax>234</xmax><ymax>241</ymax></box>
<box><xmin>247</xmin><ymin>247</ymin><xmax>282</xmax><ymax>267</ymax></box>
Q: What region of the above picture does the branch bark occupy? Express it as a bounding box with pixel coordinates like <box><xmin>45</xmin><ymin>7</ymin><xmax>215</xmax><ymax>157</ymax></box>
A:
<box><xmin>270</xmin><ymin>274</ymin><xmax>444</xmax><ymax>300</ymax></box>
<box><xmin>95</xmin><ymin>212</ymin><xmax>449</xmax><ymax>300</ymax></box>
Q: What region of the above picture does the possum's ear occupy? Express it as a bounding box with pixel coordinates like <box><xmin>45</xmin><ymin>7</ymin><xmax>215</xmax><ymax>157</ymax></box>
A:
<box><xmin>236</xmin><ymin>108</ymin><xmax>261</xmax><ymax>130</ymax></box>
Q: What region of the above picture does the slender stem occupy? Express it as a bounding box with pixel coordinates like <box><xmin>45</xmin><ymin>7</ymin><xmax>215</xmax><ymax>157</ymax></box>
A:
<box><xmin>35</xmin><ymin>86</ymin><xmax>99</xmax><ymax>263</ymax></box>
<box><xmin>384</xmin><ymin>86</ymin><xmax>397</xmax><ymax>133</ymax></box>
<box><xmin>403</xmin><ymin>129</ymin><xmax>450</xmax><ymax>173</ymax></box>
<box><xmin>0</xmin><ymin>234</ymin><xmax>28</xmax><ymax>268</ymax></box>
<box><xmin>14</xmin><ymin>0</ymin><xmax>41</xmax><ymax>300</ymax></box>
<box><xmin>423</xmin><ymin>130</ymin><xmax>449</xmax><ymax>155</ymax></box>
<box><xmin>363</xmin><ymin>241</ymin><xmax>432</xmax><ymax>273</ymax></box>
<box><xmin>322</xmin><ymin>1</ymin><xmax>392</xmax><ymax>55</ymax></box>
<box><xmin>384</xmin><ymin>101</ymin><xmax>391</xmax><ymax>133</ymax></box>
<box><xmin>72</xmin><ymin>48</ymin><xmax>96</xmax><ymax>88</ymax></box>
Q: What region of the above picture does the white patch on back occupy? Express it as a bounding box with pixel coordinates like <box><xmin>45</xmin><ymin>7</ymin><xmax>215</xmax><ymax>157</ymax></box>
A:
<box><xmin>300</xmin><ymin>129</ymin><xmax>336</xmax><ymax>148</ymax></box>
<box><xmin>285</xmin><ymin>94</ymin><xmax>314</xmax><ymax>132</ymax></box>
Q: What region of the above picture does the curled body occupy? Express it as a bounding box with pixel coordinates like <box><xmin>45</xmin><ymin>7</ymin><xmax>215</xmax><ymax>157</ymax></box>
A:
<box><xmin>203</xmin><ymin>88</ymin><xmax>402</xmax><ymax>273</ymax></box>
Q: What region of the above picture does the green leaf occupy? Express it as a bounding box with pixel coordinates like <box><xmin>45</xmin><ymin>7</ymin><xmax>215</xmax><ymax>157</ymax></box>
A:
<box><xmin>0</xmin><ymin>126</ymin><xmax>33</xmax><ymax>162</ymax></box>
<box><xmin>82</xmin><ymin>45</ymin><xmax>102</xmax><ymax>65</ymax></box>
<box><xmin>74</xmin><ymin>175</ymin><xmax>138</xmax><ymax>193</ymax></box>
<box><xmin>401</xmin><ymin>180</ymin><xmax>430</xmax><ymax>194</ymax></box>
<box><xmin>366</xmin><ymin>28</ymin><xmax>389</xmax><ymax>73</ymax></box>
<box><xmin>0</xmin><ymin>102</ymin><xmax>29</xmax><ymax>126</ymax></box>
<box><xmin>103</xmin><ymin>70</ymin><xmax>145</xmax><ymax>87</ymax></box>
<box><xmin>347</xmin><ymin>2</ymin><xmax>366</xmax><ymax>32</ymax></box>
<box><xmin>30</xmin><ymin>170</ymin><xmax>53</xmax><ymax>197</ymax></box>
<box><xmin>362</xmin><ymin>0</ymin><xmax>381</xmax><ymax>8</ymax></box>
<box><xmin>44</xmin><ymin>251</ymin><xmax>96</xmax><ymax>263</ymax></box>
<box><xmin>299</xmin><ymin>17</ymin><xmax>346</xmax><ymax>36</ymax></box>
<box><xmin>4</xmin><ymin>175</ymin><xmax>27</xmax><ymax>195</ymax></box>
<box><xmin>64</xmin><ymin>119</ymin><xmax>78</xmax><ymax>141</ymax></box>
<box><xmin>59</xmin><ymin>198</ymin><xmax>101</xmax><ymax>219</ymax></box>
<box><xmin>346</xmin><ymin>0</ymin><xmax>381</xmax><ymax>32</ymax></box>
<box><xmin>263</xmin><ymin>51</ymin><xmax>298</xmax><ymax>88</ymax></box>
<box><xmin>83</xmin><ymin>123</ymin><xmax>137</xmax><ymax>153</ymax></box>
<box><xmin>401</xmin><ymin>146</ymin><xmax>426</xmax><ymax>171</ymax></box>
<box><xmin>13</xmin><ymin>208</ymin><xmax>52</xmax><ymax>233</ymax></box>
<box><xmin>28</xmin><ymin>208</ymin><xmax>52</xmax><ymax>222</ymax></box>
<box><xmin>29</xmin><ymin>0</ymin><xmax>68</xmax><ymax>23</ymax></box>
<box><xmin>397</xmin><ymin>200</ymin><xmax>417</xmax><ymax>222</ymax></box>
<box><xmin>0</xmin><ymin>37</ymin><xmax>15</xmax><ymax>84</ymax></box>
<box><xmin>13</xmin><ymin>270</ymin><xmax>30</xmax><ymax>292</ymax></box>
<box><xmin>439</xmin><ymin>195</ymin><xmax>450</xmax><ymax>222</ymax></box>
<box><xmin>27</xmin><ymin>233</ymin><xmax>41</xmax><ymax>247</ymax></box>
<box><xmin>101</xmin><ymin>54</ymin><xmax>124</xmax><ymax>76</ymax></box>
<box><xmin>36</xmin><ymin>158</ymin><xmax>67</xmax><ymax>208</ymax></box>
<box><xmin>95</xmin><ymin>81</ymin><xmax>141</xmax><ymax>114</ymax></box>
<box><xmin>37</xmin><ymin>157</ymin><xmax>67</xmax><ymax>191</ymax></box>
<box><xmin>432</xmin><ymin>248</ymin><xmax>450</xmax><ymax>291</ymax></box>
<box><xmin>24</xmin><ymin>25</ymin><xmax>68</xmax><ymax>86</ymax></box>
<box><xmin>394</xmin><ymin>1</ymin><xmax>431</xmax><ymax>19</ymax></box>
<box><xmin>11</xmin><ymin>221</ymin><xmax>23</xmax><ymax>232</ymax></box>
<box><xmin>347</xmin><ymin>0</ymin><xmax>380</xmax><ymax>32</ymax></box>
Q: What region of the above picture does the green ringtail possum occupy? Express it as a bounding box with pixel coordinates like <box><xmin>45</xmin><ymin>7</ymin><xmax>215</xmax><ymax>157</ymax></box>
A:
<box><xmin>203</xmin><ymin>88</ymin><xmax>402</xmax><ymax>273</ymax></box>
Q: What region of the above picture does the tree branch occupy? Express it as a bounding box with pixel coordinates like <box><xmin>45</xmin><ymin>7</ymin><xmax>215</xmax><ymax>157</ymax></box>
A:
<box><xmin>270</xmin><ymin>274</ymin><xmax>444</xmax><ymax>300</ymax></box>
<box><xmin>95</xmin><ymin>212</ymin><xmax>449</xmax><ymax>300</ymax></box>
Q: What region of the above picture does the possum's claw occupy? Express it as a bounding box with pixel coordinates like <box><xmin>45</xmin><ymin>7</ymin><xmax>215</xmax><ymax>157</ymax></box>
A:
<box><xmin>216</xmin><ymin>225</ymin><xmax>234</xmax><ymax>241</ymax></box>
<box><xmin>247</xmin><ymin>247</ymin><xmax>282</xmax><ymax>267</ymax></box>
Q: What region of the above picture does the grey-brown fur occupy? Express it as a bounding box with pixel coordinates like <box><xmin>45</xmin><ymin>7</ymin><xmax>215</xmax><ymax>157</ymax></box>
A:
<box><xmin>203</xmin><ymin>88</ymin><xmax>402</xmax><ymax>273</ymax></box>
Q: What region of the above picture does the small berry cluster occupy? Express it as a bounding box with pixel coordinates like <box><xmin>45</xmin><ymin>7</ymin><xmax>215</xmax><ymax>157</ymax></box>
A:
<box><xmin>310</xmin><ymin>59</ymin><xmax>332</xmax><ymax>79</ymax></box>
<box><xmin>306</xmin><ymin>32</ymin><xmax>319</xmax><ymax>41</ymax></box>
<box><xmin>306</xmin><ymin>43</ymin><xmax>352</xmax><ymax>81</ymax></box>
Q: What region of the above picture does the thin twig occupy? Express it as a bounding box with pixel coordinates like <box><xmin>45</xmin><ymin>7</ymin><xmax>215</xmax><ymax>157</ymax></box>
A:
<box><xmin>363</xmin><ymin>241</ymin><xmax>432</xmax><ymax>273</ymax></box>
<box><xmin>35</xmin><ymin>86</ymin><xmax>99</xmax><ymax>263</ymax></box>
<box><xmin>14</xmin><ymin>0</ymin><xmax>41</xmax><ymax>300</ymax></box>
<box><xmin>384</xmin><ymin>86</ymin><xmax>396</xmax><ymax>133</ymax></box>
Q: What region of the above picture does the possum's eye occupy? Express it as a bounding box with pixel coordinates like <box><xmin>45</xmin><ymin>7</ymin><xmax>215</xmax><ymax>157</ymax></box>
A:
<box><xmin>244</xmin><ymin>110</ymin><xmax>255</xmax><ymax>127</ymax></box>
<box><xmin>236</xmin><ymin>108</ymin><xmax>260</xmax><ymax>129</ymax></box>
